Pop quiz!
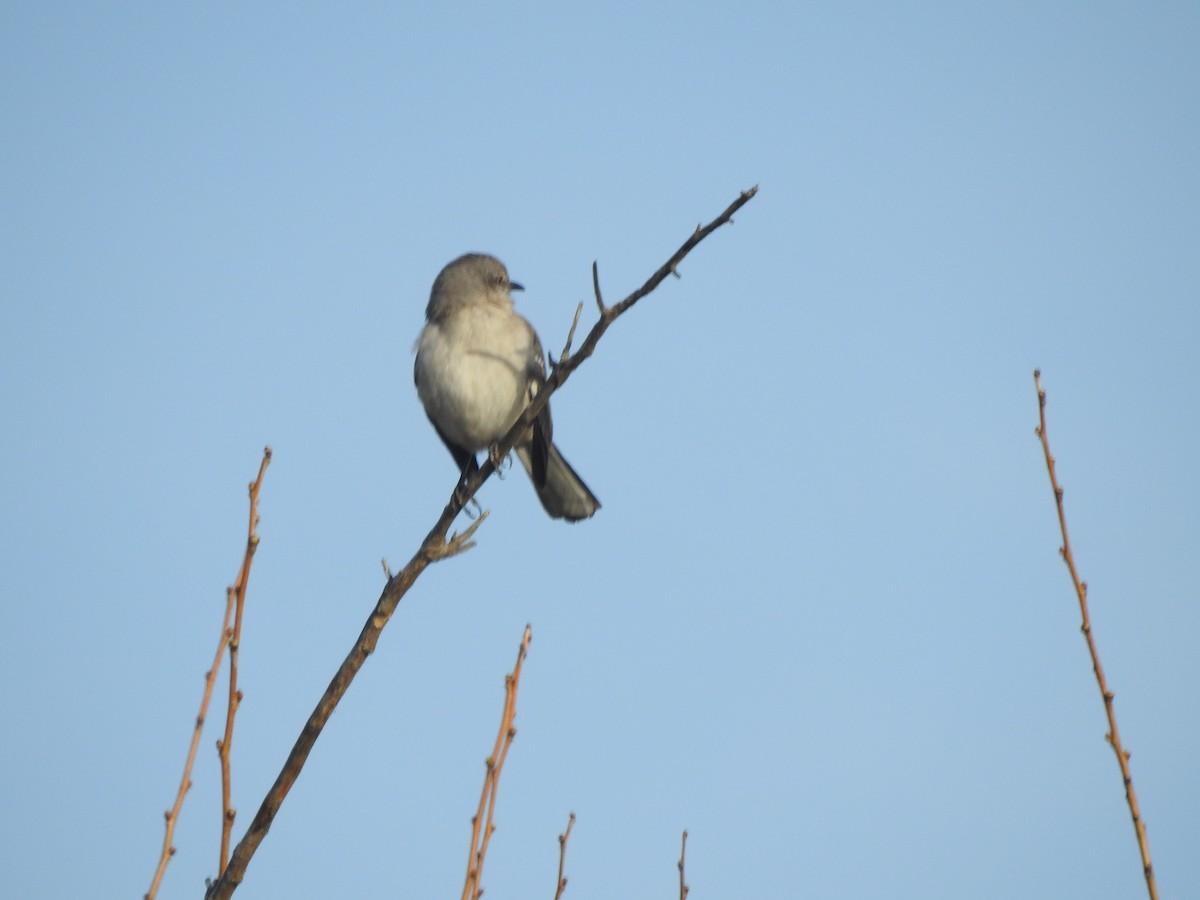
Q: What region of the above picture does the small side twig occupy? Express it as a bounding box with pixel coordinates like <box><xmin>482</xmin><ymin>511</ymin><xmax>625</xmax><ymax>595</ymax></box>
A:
<box><xmin>462</xmin><ymin>625</ymin><xmax>533</xmax><ymax>900</ymax></box>
<box><xmin>553</xmin><ymin>812</ymin><xmax>575</xmax><ymax>900</ymax></box>
<box><xmin>1033</xmin><ymin>371</ymin><xmax>1156</xmax><ymax>900</ymax></box>
<box><xmin>556</xmin><ymin>303</ymin><xmax>585</xmax><ymax>368</ymax></box>
<box><xmin>591</xmin><ymin>261</ymin><xmax>605</xmax><ymax>315</ymax></box>
<box><xmin>677</xmin><ymin>830</ymin><xmax>689</xmax><ymax>900</ymax></box>
<box><xmin>217</xmin><ymin>446</ymin><xmax>272</xmax><ymax>876</ymax></box>
<box><xmin>426</xmin><ymin>511</ymin><xmax>490</xmax><ymax>561</ymax></box>
<box><xmin>145</xmin><ymin>447</ymin><xmax>272</xmax><ymax>900</ymax></box>
<box><xmin>146</xmin><ymin>592</ymin><xmax>236</xmax><ymax>900</ymax></box>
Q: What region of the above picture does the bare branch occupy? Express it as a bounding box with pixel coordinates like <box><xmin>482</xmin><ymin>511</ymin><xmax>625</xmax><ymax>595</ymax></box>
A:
<box><xmin>677</xmin><ymin>830</ymin><xmax>689</xmax><ymax>900</ymax></box>
<box><xmin>204</xmin><ymin>188</ymin><xmax>758</xmax><ymax>899</ymax></box>
<box><xmin>425</xmin><ymin>511</ymin><xmax>490</xmax><ymax>561</ymax></box>
<box><xmin>1033</xmin><ymin>370</ymin><xmax>1157</xmax><ymax>900</ymax></box>
<box><xmin>146</xmin><ymin>589</ymin><xmax>235</xmax><ymax>900</ymax></box>
<box><xmin>591</xmin><ymin>261</ymin><xmax>605</xmax><ymax>315</ymax></box>
<box><xmin>555</xmin><ymin>303</ymin><xmax>585</xmax><ymax>368</ymax></box>
<box><xmin>217</xmin><ymin>447</ymin><xmax>272</xmax><ymax>874</ymax></box>
<box><xmin>462</xmin><ymin>626</ymin><xmax>533</xmax><ymax>900</ymax></box>
<box><xmin>146</xmin><ymin>447</ymin><xmax>271</xmax><ymax>900</ymax></box>
<box><xmin>553</xmin><ymin>813</ymin><xmax>575</xmax><ymax>900</ymax></box>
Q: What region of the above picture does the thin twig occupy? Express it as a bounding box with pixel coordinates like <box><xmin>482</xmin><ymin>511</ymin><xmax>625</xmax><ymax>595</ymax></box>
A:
<box><xmin>145</xmin><ymin>447</ymin><xmax>271</xmax><ymax>900</ymax></box>
<box><xmin>678</xmin><ymin>830</ymin><xmax>689</xmax><ymax>900</ymax></box>
<box><xmin>1033</xmin><ymin>370</ymin><xmax>1156</xmax><ymax>900</ymax></box>
<box><xmin>556</xmin><ymin>302</ymin><xmax>585</xmax><ymax>368</ymax></box>
<box><xmin>591</xmin><ymin>262</ymin><xmax>605</xmax><ymax>315</ymax></box>
<box><xmin>462</xmin><ymin>626</ymin><xmax>533</xmax><ymax>900</ymax></box>
<box><xmin>204</xmin><ymin>188</ymin><xmax>758</xmax><ymax>899</ymax></box>
<box><xmin>425</xmin><ymin>511</ymin><xmax>489</xmax><ymax>560</ymax></box>
<box><xmin>145</xmin><ymin>591</ymin><xmax>236</xmax><ymax>900</ymax></box>
<box><xmin>216</xmin><ymin>447</ymin><xmax>272</xmax><ymax>876</ymax></box>
<box><xmin>553</xmin><ymin>813</ymin><xmax>575</xmax><ymax>900</ymax></box>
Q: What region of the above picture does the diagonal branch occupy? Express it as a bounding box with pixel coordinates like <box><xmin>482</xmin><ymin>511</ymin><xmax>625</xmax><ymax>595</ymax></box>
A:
<box><xmin>1033</xmin><ymin>370</ymin><xmax>1157</xmax><ymax>900</ymax></box>
<box><xmin>204</xmin><ymin>187</ymin><xmax>758</xmax><ymax>899</ymax></box>
<box><xmin>451</xmin><ymin>185</ymin><xmax>759</xmax><ymax>515</ymax></box>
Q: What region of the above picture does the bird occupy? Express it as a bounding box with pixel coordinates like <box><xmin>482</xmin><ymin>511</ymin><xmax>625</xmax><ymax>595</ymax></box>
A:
<box><xmin>414</xmin><ymin>253</ymin><xmax>600</xmax><ymax>522</ymax></box>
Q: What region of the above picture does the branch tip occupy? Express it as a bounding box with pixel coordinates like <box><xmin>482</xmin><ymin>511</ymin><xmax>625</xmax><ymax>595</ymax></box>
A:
<box><xmin>554</xmin><ymin>811</ymin><xmax>576</xmax><ymax>900</ymax></box>
<box><xmin>149</xmin><ymin>452</ymin><xmax>270</xmax><ymax>899</ymax></box>
<box><xmin>1032</xmin><ymin>372</ymin><xmax>1158</xmax><ymax>900</ymax></box>
<box><xmin>461</xmin><ymin>627</ymin><xmax>532</xmax><ymax>900</ymax></box>
<box><xmin>591</xmin><ymin>261</ymin><xmax>606</xmax><ymax>314</ymax></box>
<box><xmin>678</xmin><ymin>830</ymin><xmax>690</xmax><ymax>900</ymax></box>
<box><xmin>557</xmin><ymin>302</ymin><xmax>585</xmax><ymax>365</ymax></box>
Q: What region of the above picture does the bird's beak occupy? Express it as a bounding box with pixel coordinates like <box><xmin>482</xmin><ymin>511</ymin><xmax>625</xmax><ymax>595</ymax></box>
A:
<box><xmin>510</xmin><ymin>280</ymin><xmax>525</xmax><ymax>292</ymax></box>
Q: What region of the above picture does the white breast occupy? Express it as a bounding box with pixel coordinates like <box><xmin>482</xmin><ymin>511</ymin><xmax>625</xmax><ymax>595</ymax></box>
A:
<box><xmin>415</xmin><ymin>304</ymin><xmax>532</xmax><ymax>451</ymax></box>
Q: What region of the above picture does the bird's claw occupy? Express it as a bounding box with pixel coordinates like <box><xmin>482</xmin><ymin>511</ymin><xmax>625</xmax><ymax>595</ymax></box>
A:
<box><xmin>487</xmin><ymin>443</ymin><xmax>510</xmax><ymax>476</ymax></box>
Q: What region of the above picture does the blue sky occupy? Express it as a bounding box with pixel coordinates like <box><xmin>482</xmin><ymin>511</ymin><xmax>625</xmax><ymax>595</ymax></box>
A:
<box><xmin>2</xmin><ymin>2</ymin><xmax>1197</xmax><ymax>898</ymax></box>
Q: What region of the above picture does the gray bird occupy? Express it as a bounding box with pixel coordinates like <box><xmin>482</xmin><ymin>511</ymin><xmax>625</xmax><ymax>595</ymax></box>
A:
<box><xmin>414</xmin><ymin>253</ymin><xmax>600</xmax><ymax>522</ymax></box>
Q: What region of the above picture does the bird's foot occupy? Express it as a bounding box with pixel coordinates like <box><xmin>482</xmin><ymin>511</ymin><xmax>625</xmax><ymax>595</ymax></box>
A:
<box><xmin>487</xmin><ymin>442</ymin><xmax>510</xmax><ymax>476</ymax></box>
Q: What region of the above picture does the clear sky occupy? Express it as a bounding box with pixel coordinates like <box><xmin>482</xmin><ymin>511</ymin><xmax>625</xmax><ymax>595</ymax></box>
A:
<box><xmin>2</xmin><ymin>2</ymin><xmax>1197</xmax><ymax>898</ymax></box>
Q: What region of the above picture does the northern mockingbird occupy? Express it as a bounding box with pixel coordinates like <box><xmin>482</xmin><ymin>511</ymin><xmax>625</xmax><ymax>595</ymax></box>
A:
<box><xmin>414</xmin><ymin>253</ymin><xmax>600</xmax><ymax>522</ymax></box>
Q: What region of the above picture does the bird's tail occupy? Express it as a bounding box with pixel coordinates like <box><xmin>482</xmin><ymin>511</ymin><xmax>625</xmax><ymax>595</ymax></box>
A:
<box><xmin>515</xmin><ymin>442</ymin><xmax>601</xmax><ymax>522</ymax></box>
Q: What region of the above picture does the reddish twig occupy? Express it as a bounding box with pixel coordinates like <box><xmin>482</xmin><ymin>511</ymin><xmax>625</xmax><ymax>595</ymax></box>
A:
<box><xmin>204</xmin><ymin>188</ymin><xmax>757</xmax><ymax>900</ymax></box>
<box><xmin>1033</xmin><ymin>371</ymin><xmax>1156</xmax><ymax>900</ymax></box>
<box><xmin>218</xmin><ymin>447</ymin><xmax>272</xmax><ymax>875</ymax></box>
<box><xmin>462</xmin><ymin>626</ymin><xmax>533</xmax><ymax>900</ymax></box>
<box><xmin>677</xmin><ymin>830</ymin><xmax>689</xmax><ymax>900</ymax></box>
<box><xmin>145</xmin><ymin>588</ymin><xmax>237</xmax><ymax>900</ymax></box>
<box><xmin>553</xmin><ymin>812</ymin><xmax>575</xmax><ymax>900</ymax></box>
<box><xmin>145</xmin><ymin>447</ymin><xmax>272</xmax><ymax>900</ymax></box>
